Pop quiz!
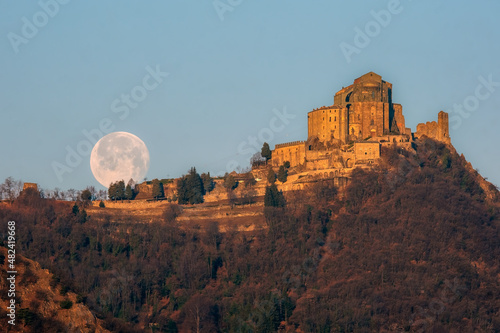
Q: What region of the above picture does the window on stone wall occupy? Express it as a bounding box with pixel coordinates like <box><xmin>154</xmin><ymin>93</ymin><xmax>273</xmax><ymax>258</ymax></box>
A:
<box><xmin>371</xmin><ymin>119</ymin><xmax>374</xmax><ymax>125</ymax></box>
<box><xmin>329</xmin><ymin>117</ymin><xmax>331</xmax><ymax>122</ymax></box>
<box><xmin>335</xmin><ymin>116</ymin><xmax>337</xmax><ymax>121</ymax></box>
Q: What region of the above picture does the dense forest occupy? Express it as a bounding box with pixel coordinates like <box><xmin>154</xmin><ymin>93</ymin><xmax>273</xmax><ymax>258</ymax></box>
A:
<box><xmin>1</xmin><ymin>138</ymin><xmax>499</xmax><ymax>332</ymax></box>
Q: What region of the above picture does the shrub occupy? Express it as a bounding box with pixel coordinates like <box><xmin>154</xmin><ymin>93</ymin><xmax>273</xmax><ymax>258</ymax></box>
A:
<box><xmin>60</xmin><ymin>299</ymin><xmax>73</xmax><ymax>309</ymax></box>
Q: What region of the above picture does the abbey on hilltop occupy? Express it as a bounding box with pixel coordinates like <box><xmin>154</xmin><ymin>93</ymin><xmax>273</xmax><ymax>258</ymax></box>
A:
<box><xmin>271</xmin><ymin>72</ymin><xmax>450</xmax><ymax>170</ymax></box>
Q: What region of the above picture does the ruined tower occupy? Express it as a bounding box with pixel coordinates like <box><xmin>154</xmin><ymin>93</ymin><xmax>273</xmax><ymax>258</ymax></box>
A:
<box><xmin>415</xmin><ymin>110</ymin><xmax>451</xmax><ymax>144</ymax></box>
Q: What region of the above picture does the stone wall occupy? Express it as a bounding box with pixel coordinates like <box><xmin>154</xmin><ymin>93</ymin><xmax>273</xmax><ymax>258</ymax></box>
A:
<box><xmin>272</xmin><ymin>142</ymin><xmax>306</xmax><ymax>168</ymax></box>
<box><xmin>22</xmin><ymin>183</ymin><xmax>38</xmax><ymax>191</ymax></box>
<box><xmin>135</xmin><ymin>181</ymin><xmax>176</xmax><ymax>200</ymax></box>
<box><xmin>92</xmin><ymin>200</ymin><xmax>169</xmax><ymax>209</ymax></box>
<box><xmin>354</xmin><ymin>142</ymin><xmax>380</xmax><ymax>161</ymax></box>
<box><xmin>308</xmin><ymin>106</ymin><xmax>343</xmax><ymax>142</ymax></box>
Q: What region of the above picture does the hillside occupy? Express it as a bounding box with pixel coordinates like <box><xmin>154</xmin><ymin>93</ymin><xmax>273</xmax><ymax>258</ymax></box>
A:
<box><xmin>0</xmin><ymin>246</ymin><xmax>109</xmax><ymax>332</ymax></box>
<box><xmin>0</xmin><ymin>137</ymin><xmax>499</xmax><ymax>332</ymax></box>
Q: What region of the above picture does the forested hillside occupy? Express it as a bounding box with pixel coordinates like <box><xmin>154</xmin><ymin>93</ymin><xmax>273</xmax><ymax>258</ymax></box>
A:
<box><xmin>0</xmin><ymin>138</ymin><xmax>499</xmax><ymax>332</ymax></box>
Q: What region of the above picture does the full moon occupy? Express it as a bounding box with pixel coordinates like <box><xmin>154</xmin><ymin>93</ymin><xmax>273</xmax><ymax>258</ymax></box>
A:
<box><xmin>90</xmin><ymin>132</ymin><xmax>150</xmax><ymax>187</ymax></box>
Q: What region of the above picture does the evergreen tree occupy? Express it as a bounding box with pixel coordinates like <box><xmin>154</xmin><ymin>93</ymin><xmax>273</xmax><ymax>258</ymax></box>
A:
<box><xmin>109</xmin><ymin>180</ymin><xmax>125</xmax><ymax>201</ymax></box>
<box><xmin>264</xmin><ymin>184</ymin><xmax>285</xmax><ymax>207</ymax></box>
<box><xmin>267</xmin><ymin>168</ymin><xmax>276</xmax><ymax>184</ymax></box>
<box><xmin>108</xmin><ymin>182</ymin><xmax>116</xmax><ymax>201</ymax></box>
<box><xmin>201</xmin><ymin>172</ymin><xmax>215</xmax><ymax>194</ymax></box>
<box><xmin>223</xmin><ymin>173</ymin><xmax>238</xmax><ymax>191</ymax></box>
<box><xmin>152</xmin><ymin>178</ymin><xmax>164</xmax><ymax>200</ymax></box>
<box><xmin>277</xmin><ymin>165</ymin><xmax>288</xmax><ymax>183</ymax></box>
<box><xmin>116</xmin><ymin>180</ymin><xmax>125</xmax><ymax>201</ymax></box>
<box><xmin>72</xmin><ymin>203</ymin><xmax>79</xmax><ymax>215</ymax></box>
<box><xmin>177</xmin><ymin>167</ymin><xmax>204</xmax><ymax>204</ymax></box>
<box><xmin>186</xmin><ymin>168</ymin><xmax>204</xmax><ymax>204</ymax></box>
<box><xmin>261</xmin><ymin>142</ymin><xmax>272</xmax><ymax>162</ymax></box>
<box><xmin>125</xmin><ymin>184</ymin><xmax>134</xmax><ymax>200</ymax></box>
<box><xmin>176</xmin><ymin>177</ymin><xmax>188</xmax><ymax>204</ymax></box>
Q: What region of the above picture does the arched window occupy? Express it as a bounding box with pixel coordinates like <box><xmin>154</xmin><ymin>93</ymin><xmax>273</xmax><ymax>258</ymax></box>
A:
<box><xmin>346</xmin><ymin>92</ymin><xmax>352</xmax><ymax>103</ymax></box>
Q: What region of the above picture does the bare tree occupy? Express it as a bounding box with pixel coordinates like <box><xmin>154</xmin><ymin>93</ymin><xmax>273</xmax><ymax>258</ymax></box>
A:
<box><xmin>250</xmin><ymin>152</ymin><xmax>266</xmax><ymax>168</ymax></box>
<box><xmin>86</xmin><ymin>186</ymin><xmax>97</xmax><ymax>200</ymax></box>
<box><xmin>182</xmin><ymin>295</ymin><xmax>218</xmax><ymax>333</ymax></box>
<box><xmin>51</xmin><ymin>187</ymin><xmax>61</xmax><ymax>200</ymax></box>
<box><xmin>66</xmin><ymin>188</ymin><xmax>79</xmax><ymax>201</ymax></box>
<box><xmin>1</xmin><ymin>177</ymin><xmax>22</xmax><ymax>202</ymax></box>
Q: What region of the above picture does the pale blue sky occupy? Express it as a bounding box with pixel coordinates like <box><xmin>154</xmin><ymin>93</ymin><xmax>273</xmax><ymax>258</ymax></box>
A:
<box><xmin>1</xmin><ymin>0</ymin><xmax>499</xmax><ymax>190</ymax></box>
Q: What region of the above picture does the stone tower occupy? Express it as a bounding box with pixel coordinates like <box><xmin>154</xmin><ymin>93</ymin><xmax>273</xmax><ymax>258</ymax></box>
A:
<box><xmin>437</xmin><ymin>111</ymin><xmax>450</xmax><ymax>142</ymax></box>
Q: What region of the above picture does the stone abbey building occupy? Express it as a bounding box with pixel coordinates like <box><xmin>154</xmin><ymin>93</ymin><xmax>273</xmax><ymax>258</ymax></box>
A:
<box><xmin>272</xmin><ymin>72</ymin><xmax>450</xmax><ymax>170</ymax></box>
